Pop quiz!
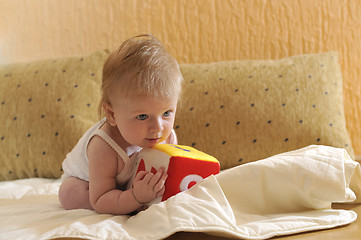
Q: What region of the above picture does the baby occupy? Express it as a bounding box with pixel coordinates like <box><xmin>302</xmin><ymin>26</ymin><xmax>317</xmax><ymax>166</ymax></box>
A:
<box><xmin>58</xmin><ymin>34</ymin><xmax>183</xmax><ymax>214</ymax></box>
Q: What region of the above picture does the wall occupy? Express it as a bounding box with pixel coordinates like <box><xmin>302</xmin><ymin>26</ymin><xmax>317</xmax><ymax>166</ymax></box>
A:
<box><xmin>0</xmin><ymin>0</ymin><xmax>360</xmax><ymax>157</ymax></box>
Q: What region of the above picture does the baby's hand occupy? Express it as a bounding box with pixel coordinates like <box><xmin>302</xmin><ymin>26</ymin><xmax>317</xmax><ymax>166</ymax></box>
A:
<box><xmin>132</xmin><ymin>168</ymin><xmax>168</xmax><ymax>204</ymax></box>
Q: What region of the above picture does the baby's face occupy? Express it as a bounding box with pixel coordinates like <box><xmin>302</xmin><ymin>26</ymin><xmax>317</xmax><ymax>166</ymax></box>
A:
<box><xmin>111</xmin><ymin>94</ymin><xmax>179</xmax><ymax>148</ymax></box>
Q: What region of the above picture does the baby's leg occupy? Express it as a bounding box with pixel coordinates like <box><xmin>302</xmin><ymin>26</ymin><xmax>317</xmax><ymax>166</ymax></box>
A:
<box><xmin>58</xmin><ymin>177</ymin><xmax>93</xmax><ymax>210</ymax></box>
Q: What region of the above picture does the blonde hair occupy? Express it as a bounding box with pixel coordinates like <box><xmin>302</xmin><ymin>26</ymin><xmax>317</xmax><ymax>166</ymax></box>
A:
<box><xmin>100</xmin><ymin>34</ymin><xmax>183</xmax><ymax>115</ymax></box>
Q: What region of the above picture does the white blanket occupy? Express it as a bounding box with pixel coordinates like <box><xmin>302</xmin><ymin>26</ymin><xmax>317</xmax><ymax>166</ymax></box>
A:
<box><xmin>0</xmin><ymin>145</ymin><xmax>360</xmax><ymax>240</ymax></box>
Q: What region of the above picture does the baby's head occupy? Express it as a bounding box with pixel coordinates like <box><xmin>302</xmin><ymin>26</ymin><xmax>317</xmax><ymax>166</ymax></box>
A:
<box><xmin>100</xmin><ymin>34</ymin><xmax>183</xmax><ymax>148</ymax></box>
<box><xmin>100</xmin><ymin>34</ymin><xmax>183</xmax><ymax>114</ymax></box>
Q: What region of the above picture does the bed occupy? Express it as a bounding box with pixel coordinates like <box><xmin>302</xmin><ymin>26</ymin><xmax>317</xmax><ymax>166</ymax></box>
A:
<box><xmin>0</xmin><ymin>51</ymin><xmax>360</xmax><ymax>239</ymax></box>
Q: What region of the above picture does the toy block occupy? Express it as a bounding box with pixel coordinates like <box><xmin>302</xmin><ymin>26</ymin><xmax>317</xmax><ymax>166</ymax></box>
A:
<box><xmin>127</xmin><ymin>144</ymin><xmax>220</xmax><ymax>206</ymax></box>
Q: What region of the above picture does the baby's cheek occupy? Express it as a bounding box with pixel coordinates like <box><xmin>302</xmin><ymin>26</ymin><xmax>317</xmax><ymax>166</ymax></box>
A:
<box><xmin>163</xmin><ymin>130</ymin><xmax>173</xmax><ymax>142</ymax></box>
<box><xmin>122</xmin><ymin>128</ymin><xmax>144</xmax><ymax>146</ymax></box>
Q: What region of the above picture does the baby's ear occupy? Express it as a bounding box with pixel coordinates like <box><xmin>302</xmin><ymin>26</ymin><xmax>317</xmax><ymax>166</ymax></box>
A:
<box><xmin>103</xmin><ymin>102</ymin><xmax>117</xmax><ymax>126</ymax></box>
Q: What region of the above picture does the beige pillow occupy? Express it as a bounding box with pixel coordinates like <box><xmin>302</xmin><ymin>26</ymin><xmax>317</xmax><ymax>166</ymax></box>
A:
<box><xmin>176</xmin><ymin>52</ymin><xmax>355</xmax><ymax>169</ymax></box>
<box><xmin>0</xmin><ymin>50</ymin><xmax>108</xmax><ymax>180</ymax></box>
<box><xmin>0</xmin><ymin>50</ymin><xmax>355</xmax><ymax>180</ymax></box>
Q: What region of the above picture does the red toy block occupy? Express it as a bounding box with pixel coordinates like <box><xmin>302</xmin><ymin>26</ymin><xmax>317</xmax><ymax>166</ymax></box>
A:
<box><xmin>127</xmin><ymin>144</ymin><xmax>220</xmax><ymax>205</ymax></box>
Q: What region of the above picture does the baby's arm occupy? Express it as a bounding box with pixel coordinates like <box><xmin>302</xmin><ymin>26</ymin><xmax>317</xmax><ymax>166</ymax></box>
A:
<box><xmin>87</xmin><ymin>136</ymin><xmax>166</xmax><ymax>215</ymax></box>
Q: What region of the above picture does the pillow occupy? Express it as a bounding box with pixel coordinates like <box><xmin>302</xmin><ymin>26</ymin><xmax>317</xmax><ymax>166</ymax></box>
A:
<box><xmin>0</xmin><ymin>50</ymin><xmax>109</xmax><ymax>180</ymax></box>
<box><xmin>176</xmin><ymin>52</ymin><xmax>355</xmax><ymax>169</ymax></box>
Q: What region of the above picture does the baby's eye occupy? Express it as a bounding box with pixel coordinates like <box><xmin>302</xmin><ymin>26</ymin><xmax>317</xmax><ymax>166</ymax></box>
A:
<box><xmin>163</xmin><ymin>110</ymin><xmax>172</xmax><ymax>117</ymax></box>
<box><xmin>136</xmin><ymin>114</ymin><xmax>148</xmax><ymax>120</ymax></box>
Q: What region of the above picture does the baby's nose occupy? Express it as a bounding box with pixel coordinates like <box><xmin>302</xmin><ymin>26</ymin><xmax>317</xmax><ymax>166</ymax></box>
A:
<box><xmin>149</xmin><ymin>118</ymin><xmax>163</xmax><ymax>132</ymax></box>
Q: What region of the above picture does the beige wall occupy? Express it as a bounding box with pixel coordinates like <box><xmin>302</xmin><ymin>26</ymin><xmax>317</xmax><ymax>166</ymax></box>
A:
<box><xmin>1</xmin><ymin>0</ymin><xmax>360</xmax><ymax>157</ymax></box>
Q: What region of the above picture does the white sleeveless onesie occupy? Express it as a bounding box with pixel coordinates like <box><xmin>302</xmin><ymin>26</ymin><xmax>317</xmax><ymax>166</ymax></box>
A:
<box><xmin>61</xmin><ymin>118</ymin><xmax>140</xmax><ymax>186</ymax></box>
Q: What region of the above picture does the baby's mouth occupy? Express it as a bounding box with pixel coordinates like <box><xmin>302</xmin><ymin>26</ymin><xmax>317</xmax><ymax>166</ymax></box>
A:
<box><xmin>145</xmin><ymin>137</ymin><xmax>160</xmax><ymax>143</ymax></box>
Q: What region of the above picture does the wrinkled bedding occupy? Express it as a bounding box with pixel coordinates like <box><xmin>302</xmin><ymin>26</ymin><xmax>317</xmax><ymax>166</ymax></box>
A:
<box><xmin>0</xmin><ymin>145</ymin><xmax>360</xmax><ymax>240</ymax></box>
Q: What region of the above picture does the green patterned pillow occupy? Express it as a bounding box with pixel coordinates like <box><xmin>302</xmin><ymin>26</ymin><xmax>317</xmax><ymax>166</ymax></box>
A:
<box><xmin>176</xmin><ymin>52</ymin><xmax>354</xmax><ymax>169</ymax></box>
<box><xmin>0</xmin><ymin>50</ymin><xmax>108</xmax><ymax>180</ymax></box>
<box><xmin>0</xmin><ymin>51</ymin><xmax>355</xmax><ymax>180</ymax></box>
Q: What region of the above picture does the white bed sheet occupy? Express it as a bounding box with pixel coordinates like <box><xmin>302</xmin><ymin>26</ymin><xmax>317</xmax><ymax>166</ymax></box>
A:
<box><xmin>0</xmin><ymin>145</ymin><xmax>360</xmax><ymax>240</ymax></box>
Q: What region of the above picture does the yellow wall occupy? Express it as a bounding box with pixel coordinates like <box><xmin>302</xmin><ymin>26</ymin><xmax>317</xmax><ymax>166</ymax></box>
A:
<box><xmin>1</xmin><ymin>0</ymin><xmax>360</xmax><ymax>157</ymax></box>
